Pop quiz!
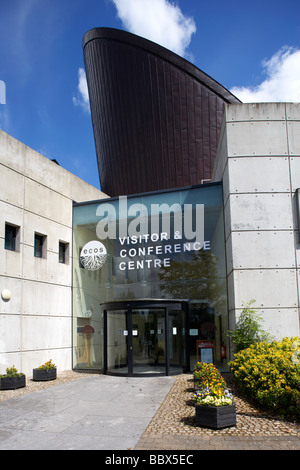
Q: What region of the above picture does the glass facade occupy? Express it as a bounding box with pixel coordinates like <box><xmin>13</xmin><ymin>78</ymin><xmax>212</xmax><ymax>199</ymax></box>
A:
<box><xmin>72</xmin><ymin>183</ymin><xmax>229</xmax><ymax>374</ymax></box>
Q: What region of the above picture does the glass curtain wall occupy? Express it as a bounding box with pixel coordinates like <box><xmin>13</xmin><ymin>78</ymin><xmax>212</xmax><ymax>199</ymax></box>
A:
<box><xmin>72</xmin><ymin>183</ymin><xmax>228</xmax><ymax>372</ymax></box>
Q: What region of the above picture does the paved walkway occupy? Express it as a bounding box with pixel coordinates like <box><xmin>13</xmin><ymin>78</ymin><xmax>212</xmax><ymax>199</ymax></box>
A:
<box><xmin>0</xmin><ymin>375</ymin><xmax>175</xmax><ymax>450</ymax></box>
<box><xmin>135</xmin><ymin>374</ymin><xmax>300</xmax><ymax>451</ymax></box>
<box><xmin>135</xmin><ymin>434</ymin><xmax>300</xmax><ymax>450</ymax></box>
<box><xmin>0</xmin><ymin>373</ymin><xmax>299</xmax><ymax>450</ymax></box>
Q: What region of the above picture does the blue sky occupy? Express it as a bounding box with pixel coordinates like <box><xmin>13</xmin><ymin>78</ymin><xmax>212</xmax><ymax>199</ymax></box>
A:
<box><xmin>0</xmin><ymin>0</ymin><xmax>299</xmax><ymax>189</ymax></box>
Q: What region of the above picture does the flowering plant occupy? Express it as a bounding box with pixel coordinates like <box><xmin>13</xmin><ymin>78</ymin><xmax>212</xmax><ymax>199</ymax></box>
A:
<box><xmin>192</xmin><ymin>362</ymin><xmax>233</xmax><ymax>407</ymax></box>
<box><xmin>38</xmin><ymin>359</ymin><xmax>56</xmax><ymax>370</ymax></box>
<box><xmin>192</xmin><ymin>388</ymin><xmax>233</xmax><ymax>407</ymax></box>
<box><xmin>229</xmin><ymin>337</ymin><xmax>300</xmax><ymax>420</ymax></box>
<box><xmin>0</xmin><ymin>365</ymin><xmax>24</xmax><ymax>378</ymax></box>
<box><xmin>193</xmin><ymin>362</ymin><xmax>226</xmax><ymax>391</ymax></box>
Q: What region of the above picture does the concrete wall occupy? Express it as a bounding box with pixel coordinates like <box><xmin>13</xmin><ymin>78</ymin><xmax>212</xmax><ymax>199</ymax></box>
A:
<box><xmin>212</xmin><ymin>103</ymin><xmax>300</xmax><ymax>345</ymax></box>
<box><xmin>0</xmin><ymin>130</ymin><xmax>107</xmax><ymax>376</ymax></box>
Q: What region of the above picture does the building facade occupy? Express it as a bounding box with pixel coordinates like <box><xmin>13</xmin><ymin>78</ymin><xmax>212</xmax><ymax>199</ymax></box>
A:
<box><xmin>72</xmin><ymin>183</ymin><xmax>228</xmax><ymax>375</ymax></box>
<box><xmin>212</xmin><ymin>102</ymin><xmax>300</xmax><ymax>347</ymax></box>
<box><xmin>0</xmin><ymin>130</ymin><xmax>107</xmax><ymax>376</ymax></box>
<box><xmin>83</xmin><ymin>28</ymin><xmax>240</xmax><ymax>197</ymax></box>
<box><xmin>0</xmin><ymin>29</ymin><xmax>299</xmax><ymax>378</ymax></box>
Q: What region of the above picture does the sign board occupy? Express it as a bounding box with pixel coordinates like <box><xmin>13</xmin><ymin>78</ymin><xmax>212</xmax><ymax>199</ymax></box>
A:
<box><xmin>196</xmin><ymin>340</ymin><xmax>215</xmax><ymax>364</ymax></box>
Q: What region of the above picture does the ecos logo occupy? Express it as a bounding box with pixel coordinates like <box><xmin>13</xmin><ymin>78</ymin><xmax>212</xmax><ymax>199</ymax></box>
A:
<box><xmin>80</xmin><ymin>241</ymin><xmax>107</xmax><ymax>271</ymax></box>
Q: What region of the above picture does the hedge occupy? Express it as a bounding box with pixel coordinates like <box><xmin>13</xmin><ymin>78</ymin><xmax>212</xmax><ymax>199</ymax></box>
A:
<box><xmin>229</xmin><ymin>337</ymin><xmax>300</xmax><ymax>421</ymax></box>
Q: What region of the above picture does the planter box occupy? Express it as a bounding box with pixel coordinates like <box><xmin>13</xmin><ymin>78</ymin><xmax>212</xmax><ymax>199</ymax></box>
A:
<box><xmin>33</xmin><ymin>368</ymin><xmax>57</xmax><ymax>382</ymax></box>
<box><xmin>0</xmin><ymin>374</ymin><xmax>26</xmax><ymax>390</ymax></box>
<box><xmin>195</xmin><ymin>404</ymin><xmax>236</xmax><ymax>429</ymax></box>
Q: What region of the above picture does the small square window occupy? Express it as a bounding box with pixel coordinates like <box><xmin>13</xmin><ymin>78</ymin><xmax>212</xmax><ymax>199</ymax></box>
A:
<box><xmin>34</xmin><ymin>233</ymin><xmax>46</xmax><ymax>258</ymax></box>
<box><xmin>59</xmin><ymin>241</ymin><xmax>69</xmax><ymax>264</ymax></box>
<box><xmin>5</xmin><ymin>223</ymin><xmax>20</xmax><ymax>251</ymax></box>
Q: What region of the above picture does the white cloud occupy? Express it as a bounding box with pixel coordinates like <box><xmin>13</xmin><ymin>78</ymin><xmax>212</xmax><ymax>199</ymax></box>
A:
<box><xmin>73</xmin><ymin>68</ymin><xmax>90</xmax><ymax>112</ymax></box>
<box><xmin>73</xmin><ymin>1</ymin><xmax>196</xmax><ymax>112</ymax></box>
<box><xmin>111</xmin><ymin>0</ymin><xmax>196</xmax><ymax>57</ymax></box>
<box><xmin>230</xmin><ymin>47</ymin><xmax>300</xmax><ymax>102</ymax></box>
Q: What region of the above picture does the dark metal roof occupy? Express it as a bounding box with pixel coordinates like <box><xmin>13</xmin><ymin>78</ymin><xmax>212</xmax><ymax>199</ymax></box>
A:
<box><xmin>83</xmin><ymin>27</ymin><xmax>240</xmax><ymax>197</ymax></box>
<box><xmin>83</xmin><ymin>27</ymin><xmax>240</xmax><ymax>105</ymax></box>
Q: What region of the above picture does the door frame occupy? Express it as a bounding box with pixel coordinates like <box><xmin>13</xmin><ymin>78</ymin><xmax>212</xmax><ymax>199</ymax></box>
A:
<box><xmin>102</xmin><ymin>299</ymin><xmax>188</xmax><ymax>376</ymax></box>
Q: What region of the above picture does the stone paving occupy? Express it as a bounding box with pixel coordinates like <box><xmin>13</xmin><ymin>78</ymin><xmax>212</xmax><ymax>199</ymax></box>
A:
<box><xmin>135</xmin><ymin>373</ymin><xmax>300</xmax><ymax>450</ymax></box>
<box><xmin>1</xmin><ymin>371</ymin><xmax>299</xmax><ymax>450</ymax></box>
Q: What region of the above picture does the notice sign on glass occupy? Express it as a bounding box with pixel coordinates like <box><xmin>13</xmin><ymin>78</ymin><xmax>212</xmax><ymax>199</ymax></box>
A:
<box><xmin>197</xmin><ymin>340</ymin><xmax>215</xmax><ymax>364</ymax></box>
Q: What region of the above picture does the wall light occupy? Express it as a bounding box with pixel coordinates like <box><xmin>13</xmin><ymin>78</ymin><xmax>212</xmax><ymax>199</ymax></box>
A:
<box><xmin>1</xmin><ymin>289</ymin><xmax>11</xmax><ymax>301</ymax></box>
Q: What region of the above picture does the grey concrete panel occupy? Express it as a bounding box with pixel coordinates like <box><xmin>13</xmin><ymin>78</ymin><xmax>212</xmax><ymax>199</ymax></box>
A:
<box><xmin>0</xmin><ymin>315</ymin><xmax>22</xmax><ymax>356</ymax></box>
<box><xmin>23</xmin><ymin>211</ymin><xmax>72</xmax><ymax>251</ymax></box>
<box><xmin>0</xmin><ymin>201</ymin><xmax>24</xmax><ymax>239</ymax></box>
<box><xmin>288</xmin><ymin>121</ymin><xmax>300</xmax><ymax>156</ymax></box>
<box><xmin>22</xmin><ymin>280</ymin><xmax>71</xmax><ymax>316</ymax></box>
<box><xmin>21</xmin><ymin>348</ymin><xmax>72</xmax><ymax>375</ymax></box>
<box><xmin>21</xmin><ymin>316</ymin><xmax>71</xmax><ymax>351</ymax></box>
<box><xmin>229</xmin><ymin>193</ymin><xmax>293</xmax><ymax>231</ymax></box>
<box><xmin>0</xmin><ymin>277</ymin><xmax>22</xmax><ymax>314</ymax></box>
<box><xmin>286</xmin><ymin>103</ymin><xmax>300</xmax><ymax>121</ymax></box>
<box><xmin>24</xmin><ymin>178</ymin><xmax>72</xmax><ymax>227</ymax></box>
<box><xmin>228</xmin><ymin>157</ymin><xmax>291</xmax><ymax>194</ymax></box>
<box><xmin>22</xmin><ymin>246</ymin><xmax>71</xmax><ymax>285</ymax></box>
<box><xmin>1</xmin><ymin>247</ymin><xmax>23</xmax><ymax>279</ymax></box>
<box><xmin>232</xmin><ymin>269</ymin><xmax>298</xmax><ymax>309</ymax></box>
<box><xmin>290</xmin><ymin>157</ymin><xmax>300</xmax><ymax>191</ymax></box>
<box><xmin>0</xmin><ymin>130</ymin><xmax>26</xmax><ymax>174</ymax></box>
<box><xmin>227</xmin><ymin>121</ymin><xmax>288</xmax><ymax>157</ymax></box>
<box><xmin>0</xmin><ymin>165</ymin><xmax>24</xmax><ymax>208</ymax></box>
<box><xmin>226</xmin><ymin>102</ymin><xmax>286</xmax><ymax>123</ymax></box>
<box><xmin>230</xmin><ymin>230</ymin><xmax>296</xmax><ymax>269</ymax></box>
<box><xmin>0</xmin><ymin>352</ymin><xmax>22</xmax><ymax>375</ymax></box>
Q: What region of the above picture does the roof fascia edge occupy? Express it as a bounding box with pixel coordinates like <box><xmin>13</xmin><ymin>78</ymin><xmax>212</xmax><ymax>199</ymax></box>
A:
<box><xmin>83</xmin><ymin>27</ymin><xmax>241</xmax><ymax>104</ymax></box>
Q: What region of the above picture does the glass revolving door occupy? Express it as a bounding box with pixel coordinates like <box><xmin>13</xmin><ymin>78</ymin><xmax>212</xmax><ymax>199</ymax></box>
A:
<box><xmin>103</xmin><ymin>300</ymin><xmax>186</xmax><ymax>376</ymax></box>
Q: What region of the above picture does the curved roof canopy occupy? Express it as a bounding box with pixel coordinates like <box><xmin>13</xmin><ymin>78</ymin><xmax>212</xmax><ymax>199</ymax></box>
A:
<box><xmin>83</xmin><ymin>27</ymin><xmax>240</xmax><ymax>196</ymax></box>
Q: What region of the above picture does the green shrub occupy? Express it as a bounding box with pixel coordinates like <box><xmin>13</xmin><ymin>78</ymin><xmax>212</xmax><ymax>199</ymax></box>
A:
<box><xmin>228</xmin><ymin>300</ymin><xmax>273</xmax><ymax>352</ymax></box>
<box><xmin>229</xmin><ymin>337</ymin><xmax>300</xmax><ymax>421</ymax></box>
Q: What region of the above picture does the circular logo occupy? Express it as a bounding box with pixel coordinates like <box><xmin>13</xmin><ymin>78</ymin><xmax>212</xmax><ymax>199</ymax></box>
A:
<box><xmin>80</xmin><ymin>241</ymin><xmax>107</xmax><ymax>271</ymax></box>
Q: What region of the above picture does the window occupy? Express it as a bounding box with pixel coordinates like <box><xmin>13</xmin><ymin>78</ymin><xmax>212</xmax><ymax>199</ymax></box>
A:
<box><xmin>5</xmin><ymin>223</ymin><xmax>20</xmax><ymax>251</ymax></box>
<box><xmin>59</xmin><ymin>241</ymin><xmax>69</xmax><ymax>264</ymax></box>
<box><xmin>34</xmin><ymin>233</ymin><xmax>46</xmax><ymax>258</ymax></box>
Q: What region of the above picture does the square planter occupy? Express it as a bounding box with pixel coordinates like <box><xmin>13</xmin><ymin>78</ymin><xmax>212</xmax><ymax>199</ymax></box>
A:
<box><xmin>33</xmin><ymin>368</ymin><xmax>57</xmax><ymax>382</ymax></box>
<box><xmin>0</xmin><ymin>374</ymin><xmax>26</xmax><ymax>390</ymax></box>
<box><xmin>195</xmin><ymin>404</ymin><xmax>236</xmax><ymax>429</ymax></box>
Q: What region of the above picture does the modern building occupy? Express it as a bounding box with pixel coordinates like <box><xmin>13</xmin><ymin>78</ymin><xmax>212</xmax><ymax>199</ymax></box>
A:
<box><xmin>82</xmin><ymin>28</ymin><xmax>241</xmax><ymax>196</ymax></box>
<box><xmin>0</xmin><ymin>130</ymin><xmax>107</xmax><ymax>375</ymax></box>
<box><xmin>213</xmin><ymin>102</ymin><xmax>300</xmax><ymax>343</ymax></box>
<box><xmin>1</xmin><ymin>28</ymin><xmax>299</xmax><ymax>377</ymax></box>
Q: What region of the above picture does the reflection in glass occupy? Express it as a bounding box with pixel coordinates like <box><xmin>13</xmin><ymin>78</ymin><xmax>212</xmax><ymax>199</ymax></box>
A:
<box><xmin>72</xmin><ymin>184</ymin><xmax>229</xmax><ymax>372</ymax></box>
<box><xmin>168</xmin><ymin>310</ymin><xmax>186</xmax><ymax>374</ymax></box>
<box><xmin>132</xmin><ymin>309</ymin><xmax>165</xmax><ymax>374</ymax></box>
<box><xmin>107</xmin><ymin>311</ymin><xmax>128</xmax><ymax>374</ymax></box>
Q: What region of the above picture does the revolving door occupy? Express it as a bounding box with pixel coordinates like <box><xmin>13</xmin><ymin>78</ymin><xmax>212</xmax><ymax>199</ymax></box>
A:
<box><xmin>102</xmin><ymin>300</ymin><xmax>187</xmax><ymax>376</ymax></box>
